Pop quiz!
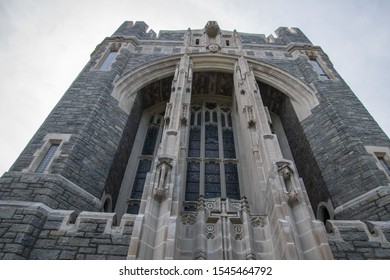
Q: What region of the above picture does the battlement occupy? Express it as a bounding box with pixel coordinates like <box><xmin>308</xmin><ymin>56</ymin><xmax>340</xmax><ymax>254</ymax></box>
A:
<box><xmin>0</xmin><ymin>201</ymin><xmax>134</xmax><ymax>259</ymax></box>
<box><xmin>326</xmin><ymin>220</ymin><xmax>390</xmax><ymax>259</ymax></box>
<box><xmin>111</xmin><ymin>20</ymin><xmax>312</xmax><ymax>46</ymax></box>
<box><xmin>0</xmin><ymin>171</ymin><xmax>101</xmax><ymax>212</ymax></box>
<box><xmin>113</xmin><ymin>21</ymin><xmax>157</xmax><ymax>39</ymax></box>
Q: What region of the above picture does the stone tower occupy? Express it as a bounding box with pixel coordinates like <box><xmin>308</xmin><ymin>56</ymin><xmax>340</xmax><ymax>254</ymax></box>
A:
<box><xmin>0</xmin><ymin>21</ymin><xmax>389</xmax><ymax>260</ymax></box>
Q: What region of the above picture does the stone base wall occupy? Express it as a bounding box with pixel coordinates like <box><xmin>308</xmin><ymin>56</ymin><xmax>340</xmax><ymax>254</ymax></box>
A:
<box><xmin>327</xmin><ymin>220</ymin><xmax>390</xmax><ymax>259</ymax></box>
<box><xmin>0</xmin><ymin>202</ymin><xmax>134</xmax><ymax>260</ymax></box>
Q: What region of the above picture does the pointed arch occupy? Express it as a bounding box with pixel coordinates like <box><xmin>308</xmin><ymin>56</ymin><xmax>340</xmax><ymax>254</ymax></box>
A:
<box><xmin>112</xmin><ymin>53</ymin><xmax>319</xmax><ymax>121</ymax></box>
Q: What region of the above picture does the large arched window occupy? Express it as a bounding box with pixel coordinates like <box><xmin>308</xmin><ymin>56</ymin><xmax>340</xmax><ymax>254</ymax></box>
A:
<box><xmin>185</xmin><ymin>101</ymin><xmax>240</xmax><ymax>208</ymax></box>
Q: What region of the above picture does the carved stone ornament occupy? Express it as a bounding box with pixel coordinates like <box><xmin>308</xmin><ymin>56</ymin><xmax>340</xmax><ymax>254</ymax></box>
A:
<box><xmin>180</xmin><ymin>103</ymin><xmax>189</xmax><ymax>125</ymax></box>
<box><xmin>165</xmin><ymin>103</ymin><xmax>173</xmax><ymax>125</ymax></box>
<box><xmin>206</xmin><ymin>202</ymin><xmax>215</xmax><ymax>210</ymax></box>
<box><xmin>205</xmin><ymin>21</ymin><xmax>220</xmax><ymax>37</ymax></box>
<box><xmin>287</xmin><ymin>188</ymin><xmax>299</xmax><ymax>204</ymax></box>
<box><xmin>229</xmin><ymin>203</ymin><xmax>241</xmax><ymax>212</ymax></box>
<box><xmin>233</xmin><ymin>225</ymin><xmax>243</xmax><ymax>240</ymax></box>
<box><xmin>194</xmin><ymin>250</ymin><xmax>206</xmax><ymax>260</ymax></box>
<box><xmin>251</xmin><ymin>216</ymin><xmax>267</xmax><ymax>228</ymax></box>
<box><xmin>240</xmin><ymin>197</ymin><xmax>250</xmax><ymax>212</ymax></box>
<box><xmin>181</xmin><ymin>213</ymin><xmax>197</xmax><ymax>225</ymax></box>
<box><xmin>206</xmin><ymin>224</ymin><xmax>216</xmax><ymax>239</ymax></box>
<box><xmin>278</xmin><ymin>163</ymin><xmax>293</xmax><ymax>180</ymax></box>
<box><xmin>243</xmin><ymin>105</ymin><xmax>256</xmax><ymax>128</ymax></box>
<box><xmin>153</xmin><ymin>159</ymin><xmax>173</xmax><ymax>199</ymax></box>
<box><xmin>197</xmin><ymin>195</ymin><xmax>206</xmax><ymax>211</ymax></box>
<box><xmin>207</xmin><ymin>43</ymin><xmax>220</xmax><ymax>53</ymax></box>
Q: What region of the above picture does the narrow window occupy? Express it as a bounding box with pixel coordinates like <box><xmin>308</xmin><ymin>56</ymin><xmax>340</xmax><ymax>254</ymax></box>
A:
<box><xmin>35</xmin><ymin>143</ymin><xmax>59</xmax><ymax>173</ymax></box>
<box><xmin>195</xmin><ymin>38</ymin><xmax>200</xmax><ymax>45</ymax></box>
<box><xmin>310</xmin><ymin>58</ymin><xmax>329</xmax><ymax>79</ymax></box>
<box><xmin>99</xmin><ymin>51</ymin><xmax>117</xmax><ymax>70</ymax></box>
<box><xmin>185</xmin><ymin>103</ymin><xmax>241</xmax><ymax>203</ymax></box>
<box><xmin>127</xmin><ymin>112</ymin><xmax>164</xmax><ymax>214</ymax></box>
<box><xmin>226</xmin><ymin>40</ymin><xmax>230</xmax><ymax>46</ymax></box>
<box><xmin>378</xmin><ymin>156</ymin><xmax>390</xmax><ymax>176</ymax></box>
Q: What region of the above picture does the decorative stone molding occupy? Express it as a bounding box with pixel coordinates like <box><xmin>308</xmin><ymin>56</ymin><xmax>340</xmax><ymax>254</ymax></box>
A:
<box><xmin>194</xmin><ymin>250</ymin><xmax>206</xmax><ymax>260</ymax></box>
<box><xmin>277</xmin><ymin>162</ymin><xmax>293</xmax><ymax>180</ymax></box>
<box><xmin>180</xmin><ymin>103</ymin><xmax>189</xmax><ymax>125</ymax></box>
<box><xmin>240</xmin><ymin>196</ymin><xmax>250</xmax><ymax>212</ymax></box>
<box><xmin>164</xmin><ymin>103</ymin><xmax>173</xmax><ymax>125</ymax></box>
<box><xmin>205</xmin><ymin>21</ymin><xmax>220</xmax><ymax>37</ymax></box>
<box><xmin>181</xmin><ymin>213</ymin><xmax>197</xmax><ymax>225</ymax></box>
<box><xmin>233</xmin><ymin>225</ymin><xmax>243</xmax><ymax>240</ymax></box>
<box><xmin>206</xmin><ymin>224</ymin><xmax>216</xmax><ymax>239</ymax></box>
<box><xmin>207</xmin><ymin>43</ymin><xmax>220</xmax><ymax>53</ymax></box>
<box><xmin>243</xmin><ymin>105</ymin><xmax>256</xmax><ymax>128</ymax></box>
<box><xmin>197</xmin><ymin>195</ymin><xmax>206</xmax><ymax>211</ymax></box>
<box><xmin>287</xmin><ymin>188</ymin><xmax>299</xmax><ymax>205</ymax></box>
<box><xmin>250</xmin><ymin>216</ymin><xmax>267</xmax><ymax>228</ymax></box>
<box><xmin>153</xmin><ymin>158</ymin><xmax>173</xmax><ymax>199</ymax></box>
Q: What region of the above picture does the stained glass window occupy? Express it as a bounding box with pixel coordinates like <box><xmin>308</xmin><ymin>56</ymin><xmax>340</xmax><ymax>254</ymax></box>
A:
<box><xmin>205</xmin><ymin>162</ymin><xmax>221</xmax><ymax>198</ymax></box>
<box><xmin>185</xmin><ymin>102</ymin><xmax>240</xmax><ymax>202</ymax></box>
<box><xmin>127</xmin><ymin>112</ymin><xmax>164</xmax><ymax>214</ymax></box>
<box><xmin>185</xmin><ymin>162</ymin><xmax>200</xmax><ymax>201</ymax></box>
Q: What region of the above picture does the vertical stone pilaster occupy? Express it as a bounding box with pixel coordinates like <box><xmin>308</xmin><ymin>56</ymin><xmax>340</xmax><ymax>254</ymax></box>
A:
<box><xmin>233</xmin><ymin>55</ymin><xmax>332</xmax><ymax>259</ymax></box>
<box><xmin>127</xmin><ymin>54</ymin><xmax>193</xmax><ymax>260</ymax></box>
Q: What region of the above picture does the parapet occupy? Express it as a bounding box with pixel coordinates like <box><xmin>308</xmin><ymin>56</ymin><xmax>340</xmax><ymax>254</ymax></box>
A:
<box><xmin>274</xmin><ymin>27</ymin><xmax>312</xmax><ymax>45</ymax></box>
<box><xmin>111</xmin><ymin>21</ymin><xmax>313</xmax><ymax>46</ymax></box>
<box><xmin>0</xmin><ymin>201</ymin><xmax>135</xmax><ymax>259</ymax></box>
<box><xmin>113</xmin><ymin>21</ymin><xmax>157</xmax><ymax>39</ymax></box>
<box><xmin>326</xmin><ymin>220</ymin><xmax>390</xmax><ymax>259</ymax></box>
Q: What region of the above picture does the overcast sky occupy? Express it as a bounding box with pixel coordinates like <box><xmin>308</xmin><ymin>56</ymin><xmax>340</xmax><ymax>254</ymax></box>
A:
<box><xmin>0</xmin><ymin>0</ymin><xmax>389</xmax><ymax>175</ymax></box>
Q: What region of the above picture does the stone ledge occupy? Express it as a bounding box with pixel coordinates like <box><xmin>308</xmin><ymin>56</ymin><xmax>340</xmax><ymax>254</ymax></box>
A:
<box><xmin>333</xmin><ymin>185</ymin><xmax>390</xmax><ymax>220</ymax></box>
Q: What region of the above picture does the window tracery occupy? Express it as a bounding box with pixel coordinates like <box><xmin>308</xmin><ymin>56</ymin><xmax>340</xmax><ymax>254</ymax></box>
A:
<box><xmin>185</xmin><ymin>102</ymin><xmax>240</xmax><ymax>206</ymax></box>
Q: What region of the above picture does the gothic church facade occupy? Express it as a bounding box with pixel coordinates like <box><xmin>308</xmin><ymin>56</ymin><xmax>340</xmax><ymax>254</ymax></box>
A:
<box><xmin>0</xmin><ymin>21</ymin><xmax>389</xmax><ymax>260</ymax></box>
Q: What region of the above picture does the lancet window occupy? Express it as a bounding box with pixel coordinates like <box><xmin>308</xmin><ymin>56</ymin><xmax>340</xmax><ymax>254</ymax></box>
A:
<box><xmin>185</xmin><ymin>102</ymin><xmax>240</xmax><ymax>205</ymax></box>
<box><xmin>126</xmin><ymin>112</ymin><xmax>164</xmax><ymax>214</ymax></box>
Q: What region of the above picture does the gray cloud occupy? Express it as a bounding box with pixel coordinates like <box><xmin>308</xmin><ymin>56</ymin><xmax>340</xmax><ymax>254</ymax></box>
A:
<box><xmin>0</xmin><ymin>0</ymin><xmax>389</xmax><ymax>174</ymax></box>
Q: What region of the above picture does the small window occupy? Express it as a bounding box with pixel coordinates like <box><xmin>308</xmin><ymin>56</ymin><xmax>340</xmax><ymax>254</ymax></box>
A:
<box><xmin>310</xmin><ymin>58</ymin><xmax>329</xmax><ymax>79</ymax></box>
<box><xmin>99</xmin><ymin>51</ymin><xmax>117</xmax><ymax>70</ymax></box>
<box><xmin>378</xmin><ymin>156</ymin><xmax>390</xmax><ymax>176</ymax></box>
<box><xmin>365</xmin><ymin>146</ymin><xmax>390</xmax><ymax>179</ymax></box>
<box><xmin>226</xmin><ymin>40</ymin><xmax>230</xmax><ymax>46</ymax></box>
<box><xmin>195</xmin><ymin>38</ymin><xmax>200</xmax><ymax>45</ymax></box>
<box><xmin>35</xmin><ymin>143</ymin><xmax>59</xmax><ymax>173</ymax></box>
